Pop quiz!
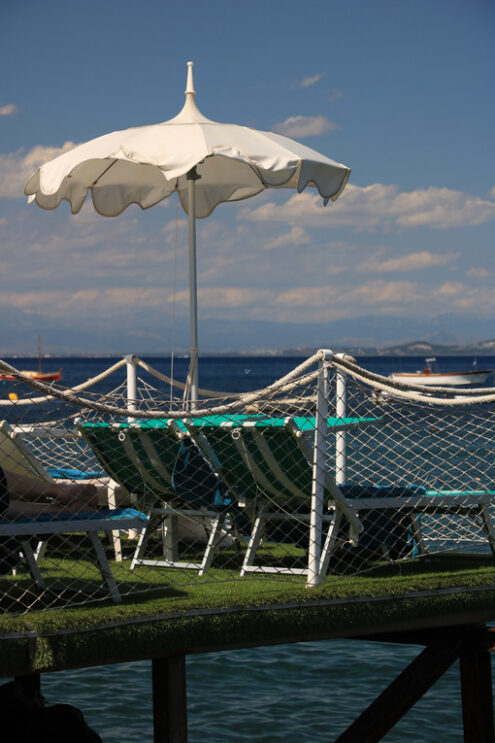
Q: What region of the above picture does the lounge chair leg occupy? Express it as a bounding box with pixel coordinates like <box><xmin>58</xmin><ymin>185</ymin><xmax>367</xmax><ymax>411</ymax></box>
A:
<box><xmin>21</xmin><ymin>539</ymin><xmax>46</xmax><ymax>589</ymax></box>
<box><xmin>479</xmin><ymin>505</ymin><xmax>495</xmax><ymax>558</ymax></box>
<box><xmin>34</xmin><ymin>540</ymin><xmax>46</xmax><ymax>561</ymax></box>
<box><xmin>319</xmin><ymin>509</ymin><xmax>343</xmax><ymax>578</ymax></box>
<box><xmin>131</xmin><ymin>511</ymin><xmax>158</xmax><ymax>570</ymax></box>
<box><xmin>410</xmin><ymin>515</ymin><xmax>428</xmax><ymax>556</ymax></box>
<box><xmin>89</xmin><ymin>532</ymin><xmax>121</xmax><ymax>603</ymax></box>
<box><xmin>241</xmin><ymin>504</ymin><xmax>267</xmax><ymax>577</ymax></box>
<box><xmin>162</xmin><ymin>515</ymin><xmax>179</xmax><ymax>562</ymax></box>
<box><xmin>106</xmin><ymin>479</ymin><xmax>123</xmax><ymax>562</ymax></box>
<box><xmin>198</xmin><ymin>513</ymin><xmax>225</xmax><ymax>576</ymax></box>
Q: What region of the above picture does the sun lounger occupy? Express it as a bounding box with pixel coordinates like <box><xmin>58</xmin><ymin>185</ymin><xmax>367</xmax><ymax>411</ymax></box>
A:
<box><xmin>79</xmin><ymin>413</ymin><xmax>495</xmax><ymax>579</ymax></box>
<box><xmin>0</xmin><ymin>420</ymin><xmax>53</xmax><ymax>481</ymax></box>
<box><xmin>183</xmin><ymin>415</ymin><xmax>495</xmax><ymax>576</ymax></box>
<box><xmin>0</xmin><ymin>419</ymin><xmax>134</xmax><ymax>565</ymax></box>
<box><xmin>5</xmin><ymin>420</ymin><xmax>136</xmax><ymax>555</ymax></box>
<box><xmin>181</xmin><ymin>414</ymin><xmax>372</xmax><ymax>576</ymax></box>
<box><xmin>78</xmin><ymin>419</ymin><xmax>236</xmax><ymax>573</ymax></box>
<box><xmin>77</xmin><ymin>419</ymin><xmax>182</xmax><ymax>503</ymax></box>
<box><xmin>0</xmin><ymin>508</ymin><xmax>146</xmax><ymax>603</ymax></box>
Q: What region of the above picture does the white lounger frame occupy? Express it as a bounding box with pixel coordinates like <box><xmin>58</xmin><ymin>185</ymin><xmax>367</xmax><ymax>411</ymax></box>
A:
<box><xmin>0</xmin><ymin>511</ymin><xmax>145</xmax><ymax>603</ymax></box>
<box><xmin>1</xmin><ymin>420</ymin><xmax>127</xmax><ymax>561</ymax></box>
<box><xmin>130</xmin><ymin>505</ymin><xmax>232</xmax><ymax>576</ymax></box>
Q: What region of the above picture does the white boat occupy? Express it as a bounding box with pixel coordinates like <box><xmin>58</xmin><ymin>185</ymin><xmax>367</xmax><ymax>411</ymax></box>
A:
<box><xmin>390</xmin><ymin>357</ymin><xmax>492</xmax><ymax>387</ymax></box>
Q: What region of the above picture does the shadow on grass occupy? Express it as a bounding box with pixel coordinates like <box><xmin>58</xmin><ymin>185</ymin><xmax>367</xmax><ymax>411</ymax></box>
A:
<box><xmin>0</xmin><ymin>560</ymin><xmax>187</xmax><ymax>615</ymax></box>
<box><xmin>368</xmin><ymin>552</ymin><xmax>495</xmax><ymax>578</ymax></box>
<box><xmin>2</xmin><ymin>538</ymin><xmax>494</xmax><ymax>617</ymax></box>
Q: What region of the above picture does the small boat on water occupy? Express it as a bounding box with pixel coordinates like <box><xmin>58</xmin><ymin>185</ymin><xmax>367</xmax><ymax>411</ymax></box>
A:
<box><xmin>0</xmin><ymin>335</ymin><xmax>62</xmax><ymax>382</ymax></box>
<box><xmin>0</xmin><ymin>369</ymin><xmax>62</xmax><ymax>382</ymax></box>
<box><xmin>390</xmin><ymin>357</ymin><xmax>492</xmax><ymax>387</ymax></box>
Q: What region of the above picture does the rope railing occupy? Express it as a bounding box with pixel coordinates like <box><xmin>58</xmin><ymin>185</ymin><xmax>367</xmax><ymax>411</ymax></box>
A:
<box><xmin>138</xmin><ymin>357</ymin><xmax>313</xmax><ymax>402</ymax></box>
<box><xmin>0</xmin><ymin>355</ymin><xmax>232</xmax><ymax>407</ymax></box>
<box><xmin>137</xmin><ymin>357</ymin><xmax>319</xmax><ymax>404</ymax></box>
<box><xmin>2</xmin><ymin>349</ymin><xmax>495</xmax><ymax>616</ymax></box>
<box><xmin>136</xmin><ymin>358</ymin><xmax>236</xmax><ymax>399</ymax></box>
<box><xmin>3</xmin><ymin>351</ymin><xmax>495</xmax><ymax>414</ymax></box>
<box><xmin>331</xmin><ymin>355</ymin><xmax>495</xmax><ymax>405</ymax></box>
<box><xmin>0</xmin><ymin>359</ymin><xmax>127</xmax><ymax>406</ymax></box>
<box><xmin>1</xmin><ymin>355</ymin><xmax>291</xmax><ymax>407</ymax></box>
<box><xmin>0</xmin><ymin>353</ymin><xmax>322</xmax><ymax>419</ymax></box>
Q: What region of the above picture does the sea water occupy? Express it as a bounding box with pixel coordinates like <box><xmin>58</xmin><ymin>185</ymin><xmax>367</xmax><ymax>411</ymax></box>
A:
<box><xmin>3</xmin><ymin>354</ymin><xmax>494</xmax><ymax>741</ymax></box>
<box><xmin>40</xmin><ymin>644</ymin><xmax>464</xmax><ymax>742</ymax></box>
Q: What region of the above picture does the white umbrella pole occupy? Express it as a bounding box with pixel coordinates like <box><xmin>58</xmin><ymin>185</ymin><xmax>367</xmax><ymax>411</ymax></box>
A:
<box><xmin>187</xmin><ymin>168</ymin><xmax>199</xmax><ymax>403</ymax></box>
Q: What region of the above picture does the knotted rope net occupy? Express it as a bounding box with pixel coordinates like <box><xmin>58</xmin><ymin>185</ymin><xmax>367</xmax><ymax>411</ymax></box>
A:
<box><xmin>1</xmin><ymin>352</ymin><xmax>495</xmax><ymax>616</ymax></box>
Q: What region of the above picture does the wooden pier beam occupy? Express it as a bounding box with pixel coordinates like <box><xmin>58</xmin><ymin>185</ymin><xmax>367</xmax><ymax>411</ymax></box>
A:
<box><xmin>460</xmin><ymin>638</ymin><xmax>495</xmax><ymax>743</ymax></box>
<box><xmin>335</xmin><ymin>629</ymin><xmax>466</xmax><ymax>743</ymax></box>
<box><xmin>152</xmin><ymin>655</ymin><xmax>188</xmax><ymax>743</ymax></box>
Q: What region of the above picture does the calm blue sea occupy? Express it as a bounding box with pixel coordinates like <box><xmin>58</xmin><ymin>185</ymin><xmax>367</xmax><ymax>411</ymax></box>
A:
<box><xmin>3</xmin><ymin>354</ymin><xmax>495</xmax><ymax>741</ymax></box>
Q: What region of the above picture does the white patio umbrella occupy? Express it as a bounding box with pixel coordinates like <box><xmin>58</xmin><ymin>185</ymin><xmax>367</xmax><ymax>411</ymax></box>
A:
<box><xmin>25</xmin><ymin>62</ymin><xmax>351</xmax><ymax>401</ymax></box>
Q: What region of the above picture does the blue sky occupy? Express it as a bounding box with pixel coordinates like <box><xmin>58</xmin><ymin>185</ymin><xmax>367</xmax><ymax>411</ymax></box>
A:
<box><xmin>1</xmin><ymin>0</ymin><xmax>494</xmax><ymax>353</ymax></box>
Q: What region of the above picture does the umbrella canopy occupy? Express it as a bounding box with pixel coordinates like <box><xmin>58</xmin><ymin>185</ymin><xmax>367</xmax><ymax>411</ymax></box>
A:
<box><xmin>25</xmin><ymin>62</ymin><xmax>351</xmax><ymax>400</ymax></box>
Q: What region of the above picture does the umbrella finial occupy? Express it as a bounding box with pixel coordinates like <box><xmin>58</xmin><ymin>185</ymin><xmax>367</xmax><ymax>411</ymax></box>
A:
<box><xmin>172</xmin><ymin>60</ymin><xmax>211</xmax><ymax>123</ymax></box>
<box><xmin>185</xmin><ymin>61</ymin><xmax>196</xmax><ymax>97</ymax></box>
<box><xmin>167</xmin><ymin>62</ymin><xmax>211</xmax><ymax>124</ymax></box>
<box><xmin>170</xmin><ymin>62</ymin><xmax>211</xmax><ymax>124</ymax></box>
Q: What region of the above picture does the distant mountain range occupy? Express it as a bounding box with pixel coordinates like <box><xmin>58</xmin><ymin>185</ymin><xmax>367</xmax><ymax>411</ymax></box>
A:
<box><xmin>368</xmin><ymin>339</ymin><xmax>495</xmax><ymax>357</ymax></box>
<box><xmin>2</xmin><ymin>305</ymin><xmax>495</xmax><ymax>357</ymax></box>
<box><xmin>274</xmin><ymin>339</ymin><xmax>495</xmax><ymax>358</ymax></box>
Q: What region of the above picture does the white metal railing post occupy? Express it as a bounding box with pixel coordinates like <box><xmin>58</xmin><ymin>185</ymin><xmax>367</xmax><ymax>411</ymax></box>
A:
<box><xmin>125</xmin><ymin>354</ymin><xmax>138</xmax><ymax>422</ymax></box>
<box><xmin>307</xmin><ymin>349</ymin><xmax>333</xmax><ymax>587</ymax></box>
<box><xmin>187</xmin><ymin>167</ymin><xmax>199</xmax><ymax>406</ymax></box>
<box><xmin>335</xmin><ymin>354</ymin><xmax>347</xmax><ymax>486</ymax></box>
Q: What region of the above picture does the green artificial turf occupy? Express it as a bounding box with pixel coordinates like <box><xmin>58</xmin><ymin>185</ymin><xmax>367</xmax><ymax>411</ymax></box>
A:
<box><xmin>2</xmin><ymin>550</ymin><xmax>495</xmax><ymax>679</ymax></box>
<box><xmin>1</xmin><ymin>552</ymin><xmax>495</xmax><ymax>634</ymax></box>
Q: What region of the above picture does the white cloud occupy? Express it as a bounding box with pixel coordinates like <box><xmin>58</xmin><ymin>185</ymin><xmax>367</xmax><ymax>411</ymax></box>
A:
<box><xmin>0</xmin><ymin>206</ymin><xmax>184</xmax><ymax>293</ymax></box>
<box><xmin>467</xmin><ymin>267</ymin><xmax>489</xmax><ymax>278</ymax></box>
<box><xmin>1</xmin><ymin>287</ymin><xmax>173</xmax><ymax>316</ymax></box>
<box><xmin>269</xmin><ymin>279</ymin><xmax>495</xmax><ymax>322</ymax></box>
<box><xmin>394</xmin><ymin>188</ymin><xmax>495</xmax><ymax>228</ymax></box>
<box><xmin>0</xmin><ymin>142</ymin><xmax>76</xmax><ymax>198</ymax></box>
<box><xmin>0</xmin><ymin>104</ymin><xmax>18</xmax><ymax>117</ymax></box>
<box><xmin>437</xmin><ymin>281</ymin><xmax>465</xmax><ymax>296</ymax></box>
<box><xmin>347</xmin><ymin>280</ymin><xmax>421</xmax><ymax>304</ymax></box>
<box><xmin>299</xmin><ymin>74</ymin><xmax>322</xmax><ymax>88</ymax></box>
<box><xmin>161</xmin><ymin>217</ymin><xmax>188</xmax><ymax>245</ymax></box>
<box><xmin>183</xmin><ymin>279</ymin><xmax>424</xmax><ymax>314</ymax></box>
<box><xmin>2</xmin><ymin>167</ymin><xmax>494</xmax><ymax>331</ymax></box>
<box><xmin>4</xmin><ymin>269</ymin><xmax>495</xmax><ymax>327</ymax></box>
<box><xmin>172</xmin><ymin>287</ymin><xmax>272</xmax><ymax>309</ymax></box>
<box><xmin>273</xmin><ymin>286</ymin><xmax>332</xmax><ymax>307</ymax></box>
<box><xmin>0</xmin><ymin>285</ymin><xmax>274</xmax><ymax>318</ymax></box>
<box><xmin>263</xmin><ymin>226</ymin><xmax>311</xmax><ymax>250</ymax></box>
<box><xmin>428</xmin><ymin>282</ymin><xmax>495</xmax><ymax>311</ymax></box>
<box><xmin>240</xmin><ymin>183</ymin><xmax>495</xmax><ymax>230</ymax></box>
<box><xmin>358</xmin><ymin>250</ymin><xmax>458</xmax><ymax>273</ymax></box>
<box><xmin>489</xmin><ymin>186</ymin><xmax>495</xmax><ymax>199</ymax></box>
<box><xmin>272</xmin><ymin>115</ymin><xmax>339</xmax><ymax>138</ymax></box>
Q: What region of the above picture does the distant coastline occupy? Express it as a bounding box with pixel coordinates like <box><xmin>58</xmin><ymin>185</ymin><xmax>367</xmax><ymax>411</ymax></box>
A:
<box><xmin>276</xmin><ymin>339</ymin><xmax>495</xmax><ymax>358</ymax></box>
<box><xmin>3</xmin><ymin>339</ymin><xmax>495</xmax><ymax>359</ymax></box>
